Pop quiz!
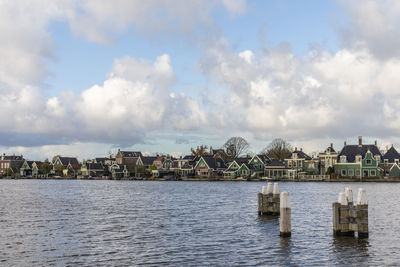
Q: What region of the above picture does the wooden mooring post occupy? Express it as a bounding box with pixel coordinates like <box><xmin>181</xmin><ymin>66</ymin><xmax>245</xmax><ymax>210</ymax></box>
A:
<box><xmin>280</xmin><ymin>192</ymin><xmax>291</xmax><ymax>237</ymax></box>
<box><xmin>333</xmin><ymin>188</ymin><xmax>368</xmax><ymax>238</ymax></box>
<box><xmin>258</xmin><ymin>183</ymin><xmax>280</xmax><ymax>215</ymax></box>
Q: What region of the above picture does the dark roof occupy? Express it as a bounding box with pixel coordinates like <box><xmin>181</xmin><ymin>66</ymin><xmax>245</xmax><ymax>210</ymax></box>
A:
<box><xmin>87</xmin><ymin>163</ymin><xmax>104</xmax><ymax>170</ymax></box>
<box><xmin>59</xmin><ymin>157</ymin><xmax>79</xmax><ymax>166</ymax></box>
<box><xmin>141</xmin><ymin>156</ymin><xmax>157</xmax><ymax>166</ymax></box>
<box><xmin>10</xmin><ymin>161</ymin><xmax>23</xmax><ymax>171</ymax></box>
<box><xmin>383</xmin><ymin>146</ymin><xmax>400</xmax><ymax>163</ymax></box>
<box><xmin>265</xmin><ymin>160</ymin><xmax>286</xmax><ymax>167</ymax></box>
<box><xmin>201</xmin><ymin>156</ymin><xmax>225</xmax><ymax>169</ymax></box>
<box><xmin>235</xmin><ymin>157</ymin><xmax>251</xmax><ymax>165</ymax></box>
<box><xmin>183</xmin><ymin>155</ymin><xmax>197</xmax><ymax>160</ymax></box>
<box><xmin>95</xmin><ymin>158</ymin><xmax>106</xmax><ymax>164</ymax></box>
<box><xmin>292</xmin><ymin>150</ymin><xmax>311</xmax><ymax>160</ymax></box>
<box><xmin>325</xmin><ymin>146</ymin><xmax>336</xmax><ymax>153</ymax></box>
<box><xmin>338</xmin><ymin>145</ymin><xmax>382</xmax><ymax>162</ymax></box>
<box><xmin>257</xmin><ymin>154</ymin><xmax>271</xmax><ymax>163</ymax></box>
<box><xmin>119</xmin><ymin>151</ymin><xmax>142</xmax><ymax>158</ymax></box>
<box><xmin>2</xmin><ymin>155</ymin><xmax>24</xmax><ymax>161</ymax></box>
<box><xmin>242</xmin><ymin>162</ymin><xmax>256</xmax><ymax>170</ymax></box>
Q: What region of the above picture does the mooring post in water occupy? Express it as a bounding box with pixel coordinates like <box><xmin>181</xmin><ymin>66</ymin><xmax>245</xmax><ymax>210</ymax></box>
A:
<box><xmin>356</xmin><ymin>188</ymin><xmax>368</xmax><ymax>238</ymax></box>
<box><xmin>345</xmin><ymin>187</ymin><xmax>353</xmax><ymax>206</ymax></box>
<box><xmin>338</xmin><ymin>192</ymin><xmax>354</xmax><ymax>236</ymax></box>
<box><xmin>333</xmin><ymin>188</ymin><xmax>368</xmax><ymax>238</ymax></box>
<box><xmin>280</xmin><ymin>192</ymin><xmax>291</xmax><ymax>237</ymax></box>
<box><xmin>258</xmin><ymin>183</ymin><xmax>280</xmax><ymax>216</ymax></box>
<box><xmin>272</xmin><ymin>183</ymin><xmax>280</xmax><ymax>215</ymax></box>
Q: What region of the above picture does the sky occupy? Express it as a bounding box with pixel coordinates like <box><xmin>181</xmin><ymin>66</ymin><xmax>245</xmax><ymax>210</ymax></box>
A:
<box><xmin>1</xmin><ymin>0</ymin><xmax>400</xmax><ymax>160</ymax></box>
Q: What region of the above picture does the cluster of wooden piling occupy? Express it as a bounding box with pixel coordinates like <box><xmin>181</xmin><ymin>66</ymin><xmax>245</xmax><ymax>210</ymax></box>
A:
<box><xmin>257</xmin><ymin>183</ymin><xmax>280</xmax><ymax>216</ymax></box>
<box><xmin>257</xmin><ymin>183</ymin><xmax>291</xmax><ymax>237</ymax></box>
<box><xmin>332</xmin><ymin>187</ymin><xmax>368</xmax><ymax>238</ymax></box>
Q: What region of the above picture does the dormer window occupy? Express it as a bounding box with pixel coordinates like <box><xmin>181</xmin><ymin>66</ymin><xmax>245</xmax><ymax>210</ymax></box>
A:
<box><xmin>396</xmin><ymin>159</ymin><xmax>399</xmax><ymax>164</ymax></box>
<box><xmin>384</xmin><ymin>159</ymin><xmax>389</xmax><ymax>164</ymax></box>
<box><xmin>374</xmin><ymin>155</ymin><xmax>380</xmax><ymax>163</ymax></box>
<box><xmin>355</xmin><ymin>155</ymin><xmax>362</xmax><ymax>162</ymax></box>
<box><xmin>340</xmin><ymin>155</ymin><xmax>347</xmax><ymax>163</ymax></box>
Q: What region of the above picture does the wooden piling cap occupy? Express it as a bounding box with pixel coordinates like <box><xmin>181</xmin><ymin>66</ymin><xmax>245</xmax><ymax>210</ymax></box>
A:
<box><xmin>338</xmin><ymin>192</ymin><xmax>348</xmax><ymax>205</ymax></box>
<box><xmin>273</xmin><ymin>183</ymin><xmax>280</xmax><ymax>194</ymax></box>
<box><xmin>280</xmin><ymin>192</ymin><xmax>290</xmax><ymax>208</ymax></box>
<box><xmin>357</xmin><ymin>188</ymin><xmax>367</xmax><ymax>205</ymax></box>
<box><xmin>345</xmin><ymin>187</ymin><xmax>353</xmax><ymax>203</ymax></box>
<box><xmin>262</xmin><ymin>186</ymin><xmax>268</xmax><ymax>194</ymax></box>
<box><xmin>266</xmin><ymin>182</ymin><xmax>273</xmax><ymax>194</ymax></box>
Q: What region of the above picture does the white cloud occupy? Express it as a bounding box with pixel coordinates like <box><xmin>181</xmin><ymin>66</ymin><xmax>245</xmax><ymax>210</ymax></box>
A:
<box><xmin>340</xmin><ymin>0</ymin><xmax>400</xmax><ymax>59</ymax></box>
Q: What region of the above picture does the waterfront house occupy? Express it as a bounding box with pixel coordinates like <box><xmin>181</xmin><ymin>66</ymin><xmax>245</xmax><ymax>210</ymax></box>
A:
<box><xmin>334</xmin><ymin>136</ymin><xmax>382</xmax><ymax>179</ymax></box>
<box><xmin>264</xmin><ymin>160</ymin><xmax>287</xmax><ymax>178</ymax></box>
<box><xmin>52</xmin><ymin>156</ymin><xmax>79</xmax><ymax>176</ymax></box>
<box><xmin>109</xmin><ymin>163</ymin><xmax>129</xmax><ymax>179</ymax></box>
<box><xmin>382</xmin><ymin>145</ymin><xmax>400</xmax><ymax>177</ymax></box>
<box><xmin>194</xmin><ymin>155</ymin><xmax>225</xmax><ymax>177</ymax></box>
<box><xmin>0</xmin><ymin>154</ymin><xmax>24</xmax><ymax>176</ymax></box>
<box><xmin>318</xmin><ymin>143</ymin><xmax>338</xmax><ymax>174</ymax></box>
<box><xmin>20</xmin><ymin>160</ymin><xmax>35</xmax><ymax>177</ymax></box>
<box><xmin>81</xmin><ymin>161</ymin><xmax>106</xmax><ymax>177</ymax></box>
<box><xmin>115</xmin><ymin>149</ymin><xmax>142</xmax><ymax>165</ymax></box>
<box><xmin>285</xmin><ymin>148</ymin><xmax>312</xmax><ymax>178</ymax></box>
<box><xmin>153</xmin><ymin>156</ymin><xmax>165</xmax><ymax>170</ymax></box>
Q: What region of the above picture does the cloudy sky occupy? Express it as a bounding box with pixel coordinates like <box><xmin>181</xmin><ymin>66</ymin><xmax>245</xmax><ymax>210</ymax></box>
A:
<box><xmin>1</xmin><ymin>0</ymin><xmax>400</xmax><ymax>160</ymax></box>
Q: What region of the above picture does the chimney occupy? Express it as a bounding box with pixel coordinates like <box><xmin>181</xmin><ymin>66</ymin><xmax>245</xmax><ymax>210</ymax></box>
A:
<box><xmin>344</xmin><ymin>141</ymin><xmax>347</xmax><ymax>146</ymax></box>
<box><xmin>300</xmin><ymin>148</ymin><xmax>303</xmax><ymax>152</ymax></box>
<box><xmin>374</xmin><ymin>140</ymin><xmax>377</xmax><ymax>146</ymax></box>
<box><xmin>330</xmin><ymin>143</ymin><xmax>333</xmax><ymax>149</ymax></box>
<box><xmin>295</xmin><ymin>147</ymin><xmax>297</xmax><ymax>151</ymax></box>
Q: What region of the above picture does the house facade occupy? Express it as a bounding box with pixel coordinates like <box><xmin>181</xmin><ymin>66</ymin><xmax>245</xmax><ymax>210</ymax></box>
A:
<box><xmin>334</xmin><ymin>137</ymin><xmax>382</xmax><ymax>179</ymax></box>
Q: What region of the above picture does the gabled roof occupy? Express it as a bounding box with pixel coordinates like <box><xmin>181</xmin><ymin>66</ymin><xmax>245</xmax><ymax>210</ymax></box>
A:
<box><xmin>59</xmin><ymin>157</ymin><xmax>79</xmax><ymax>166</ymax></box>
<box><xmin>141</xmin><ymin>156</ymin><xmax>157</xmax><ymax>165</ymax></box>
<box><xmin>86</xmin><ymin>163</ymin><xmax>104</xmax><ymax>170</ymax></box>
<box><xmin>196</xmin><ymin>155</ymin><xmax>225</xmax><ymax>170</ymax></box>
<box><xmin>242</xmin><ymin>162</ymin><xmax>256</xmax><ymax>170</ymax></box>
<box><xmin>383</xmin><ymin>146</ymin><xmax>400</xmax><ymax>163</ymax></box>
<box><xmin>291</xmin><ymin>150</ymin><xmax>311</xmax><ymax>160</ymax></box>
<box><xmin>338</xmin><ymin>145</ymin><xmax>382</xmax><ymax>162</ymax></box>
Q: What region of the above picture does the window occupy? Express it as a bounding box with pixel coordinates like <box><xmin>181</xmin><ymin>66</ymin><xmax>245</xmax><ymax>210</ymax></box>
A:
<box><xmin>340</xmin><ymin>156</ymin><xmax>347</xmax><ymax>163</ymax></box>
<box><xmin>348</xmin><ymin>169</ymin><xmax>354</xmax><ymax>176</ymax></box>
<box><xmin>356</xmin><ymin>155</ymin><xmax>362</xmax><ymax>162</ymax></box>
<box><xmin>341</xmin><ymin>169</ymin><xmax>347</xmax><ymax>176</ymax></box>
<box><xmin>370</xmin><ymin>170</ymin><xmax>376</xmax><ymax>176</ymax></box>
<box><xmin>396</xmin><ymin>159</ymin><xmax>399</xmax><ymax>164</ymax></box>
<box><xmin>366</xmin><ymin>159</ymin><xmax>372</xmax><ymax>165</ymax></box>
<box><xmin>356</xmin><ymin>170</ymin><xmax>361</xmax><ymax>176</ymax></box>
<box><xmin>384</xmin><ymin>159</ymin><xmax>389</xmax><ymax>164</ymax></box>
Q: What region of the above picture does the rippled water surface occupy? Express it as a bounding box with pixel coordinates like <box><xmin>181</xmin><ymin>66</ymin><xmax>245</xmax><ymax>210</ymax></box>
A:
<box><xmin>0</xmin><ymin>180</ymin><xmax>399</xmax><ymax>266</ymax></box>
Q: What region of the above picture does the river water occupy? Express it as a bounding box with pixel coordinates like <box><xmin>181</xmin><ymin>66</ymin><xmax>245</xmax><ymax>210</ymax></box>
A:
<box><xmin>0</xmin><ymin>180</ymin><xmax>398</xmax><ymax>266</ymax></box>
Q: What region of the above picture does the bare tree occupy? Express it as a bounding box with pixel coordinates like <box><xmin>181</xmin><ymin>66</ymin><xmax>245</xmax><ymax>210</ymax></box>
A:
<box><xmin>223</xmin><ymin>137</ymin><xmax>249</xmax><ymax>158</ymax></box>
<box><xmin>262</xmin><ymin>138</ymin><xmax>292</xmax><ymax>160</ymax></box>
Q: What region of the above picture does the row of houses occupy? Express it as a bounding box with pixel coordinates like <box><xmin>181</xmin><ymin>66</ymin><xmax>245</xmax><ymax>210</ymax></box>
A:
<box><xmin>2</xmin><ymin>136</ymin><xmax>400</xmax><ymax>180</ymax></box>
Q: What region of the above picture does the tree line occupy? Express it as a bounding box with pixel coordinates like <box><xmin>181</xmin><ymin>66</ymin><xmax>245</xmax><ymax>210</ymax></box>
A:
<box><xmin>190</xmin><ymin>137</ymin><xmax>292</xmax><ymax>161</ymax></box>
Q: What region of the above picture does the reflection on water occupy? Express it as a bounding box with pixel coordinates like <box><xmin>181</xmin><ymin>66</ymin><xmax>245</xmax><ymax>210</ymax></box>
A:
<box><xmin>0</xmin><ymin>180</ymin><xmax>400</xmax><ymax>265</ymax></box>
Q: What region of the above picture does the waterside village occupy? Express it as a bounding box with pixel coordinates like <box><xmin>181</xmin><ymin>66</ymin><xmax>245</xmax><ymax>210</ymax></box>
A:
<box><xmin>2</xmin><ymin>136</ymin><xmax>400</xmax><ymax>181</ymax></box>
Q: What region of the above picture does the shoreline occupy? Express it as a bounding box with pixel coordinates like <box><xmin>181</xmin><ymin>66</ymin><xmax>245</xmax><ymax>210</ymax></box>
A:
<box><xmin>2</xmin><ymin>177</ymin><xmax>400</xmax><ymax>182</ymax></box>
